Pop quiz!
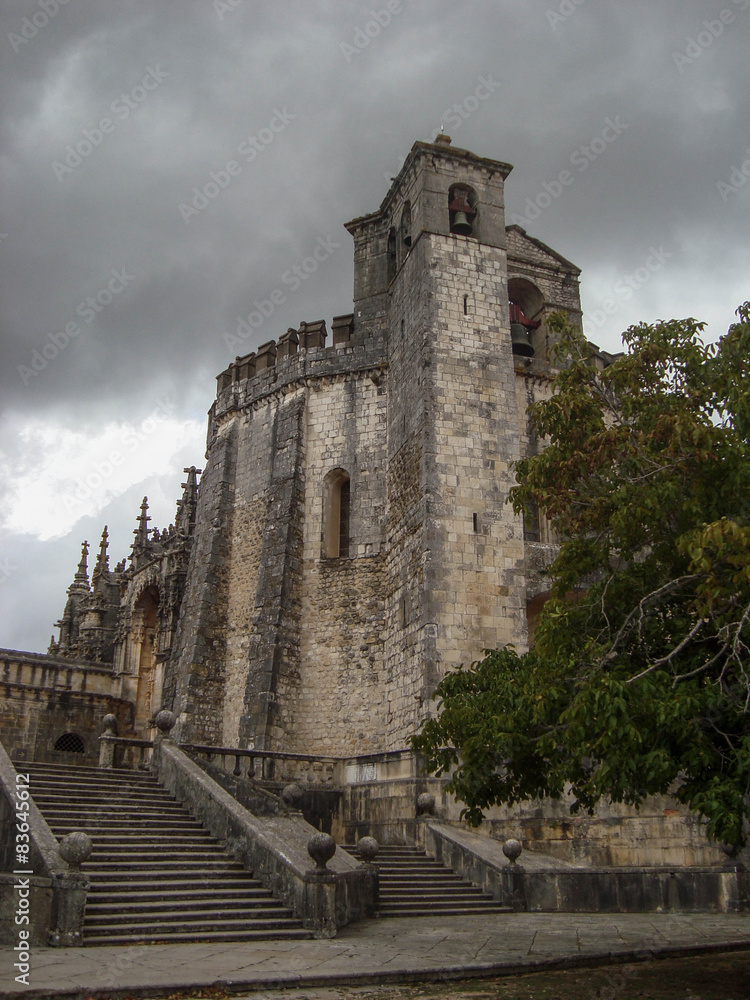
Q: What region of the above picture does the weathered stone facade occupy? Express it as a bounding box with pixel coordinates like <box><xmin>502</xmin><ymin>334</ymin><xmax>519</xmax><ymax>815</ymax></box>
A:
<box><xmin>8</xmin><ymin>138</ymin><xmax>717</xmax><ymax>871</ymax></box>
<box><xmin>3</xmin><ymin>136</ymin><xmax>611</xmax><ymax>761</ymax></box>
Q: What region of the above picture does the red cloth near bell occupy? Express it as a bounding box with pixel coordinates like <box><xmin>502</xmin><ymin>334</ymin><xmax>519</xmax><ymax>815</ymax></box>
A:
<box><xmin>509</xmin><ymin>302</ymin><xmax>541</xmax><ymax>329</ymax></box>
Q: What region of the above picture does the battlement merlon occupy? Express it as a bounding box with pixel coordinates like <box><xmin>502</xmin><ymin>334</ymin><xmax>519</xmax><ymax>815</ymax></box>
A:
<box><xmin>214</xmin><ymin>312</ymin><xmax>386</xmax><ymax>396</ymax></box>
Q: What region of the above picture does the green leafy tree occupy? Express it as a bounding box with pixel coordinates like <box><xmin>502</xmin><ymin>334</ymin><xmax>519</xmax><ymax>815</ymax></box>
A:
<box><xmin>412</xmin><ymin>305</ymin><xmax>750</xmax><ymax>847</ymax></box>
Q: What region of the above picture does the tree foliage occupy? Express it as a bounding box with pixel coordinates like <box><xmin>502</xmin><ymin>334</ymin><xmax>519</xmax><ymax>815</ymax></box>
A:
<box><xmin>412</xmin><ymin>305</ymin><xmax>750</xmax><ymax>847</ymax></box>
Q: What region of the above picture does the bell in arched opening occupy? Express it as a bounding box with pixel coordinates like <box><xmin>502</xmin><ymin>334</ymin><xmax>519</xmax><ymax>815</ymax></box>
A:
<box><xmin>449</xmin><ymin>185</ymin><xmax>476</xmax><ymax>236</ymax></box>
<box><xmin>511</xmin><ymin>321</ymin><xmax>534</xmax><ymax>357</ymax></box>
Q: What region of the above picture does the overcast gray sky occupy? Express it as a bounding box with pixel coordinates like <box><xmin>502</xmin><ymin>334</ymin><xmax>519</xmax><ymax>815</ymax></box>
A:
<box><xmin>1</xmin><ymin>0</ymin><xmax>748</xmax><ymax>654</ymax></box>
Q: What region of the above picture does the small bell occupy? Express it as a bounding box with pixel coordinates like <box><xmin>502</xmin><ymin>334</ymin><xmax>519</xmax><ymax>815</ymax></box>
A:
<box><xmin>449</xmin><ymin>187</ymin><xmax>475</xmax><ymax>235</ymax></box>
<box><xmin>511</xmin><ymin>321</ymin><xmax>534</xmax><ymax>357</ymax></box>
<box><xmin>451</xmin><ymin>211</ymin><xmax>473</xmax><ymax>235</ymax></box>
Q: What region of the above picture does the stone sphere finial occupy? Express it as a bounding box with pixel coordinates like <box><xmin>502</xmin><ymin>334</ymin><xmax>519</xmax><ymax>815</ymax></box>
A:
<box><xmin>281</xmin><ymin>782</ymin><xmax>304</xmax><ymax>808</ymax></box>
<box><xmin>357</xmin><ymin>836</ymin><xmax>379</xmax><ymax>864</ymax></box>
<box><xmin>154</xmin><ymin>709</ymin><xmax>176</xmax><ymax>734</ymax></box>
<box><xmin>416</xmin><ymin>792</ymin><xmax>436</xmax><ymax>815</ymax></box>
<box><xmin>101</xmin><ymin>714</ymin><xmax>117</xmax><ymax>735</ymax></box>
<box><xmin>307</xmin><ymin>832</ymin><xmax>337</xmax><ymax>871</ymax></box>
<box><xmin>59</xmin><ymin>832</ymin><xmax>93</xmax><ymax>870</ymax></box>
<box><xmin>502</xmin><ymin>838</ymin><xmax>523</xmax><ymax>864</ymax></box>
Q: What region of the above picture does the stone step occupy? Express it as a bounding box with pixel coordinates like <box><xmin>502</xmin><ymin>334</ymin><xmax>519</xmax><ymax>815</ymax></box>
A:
<box><xmin>83</xmin><ymin>858</ymin><xmax>247</xmax><ymax>872</ymax></box>
<box><xmin>340</xmin><ymin>842</ymin><xmax>508</xmax><ymax>919</ymax></box>
<box><xmin>28</xmin><ymin>761</ymin><xmax>312</xmax><ymax>944</ymax></box>
<box><xmin>85</xmin><ymin>890</ymin><xmax>273</xmax><ymax>911</ymax></box>
<box><xmin>85</xmin><ymin>847</ymin><xmax>228</xmax><ymax>860</ymax></box>
<box><xmin>48</xmin><ymin>831</ymin><xmax>217</xmax><ymax>844</ymax></box>
<box><xmin>82</xmin><ymin>926</ymin><xmax>313</xmax><ymax>946</ymax></box>
<box><xmin>50</xmin><ymin>818</ymin><xmax>204</xmax><ymax>832</ymax></box>
<box><xmin>85</xmin><ymin>872</ymin><xmax>257</xmax><ymax>890</ymax></box>
<box><xmin>31</xmin><ymin>787</ymin><xmax>172</xmax><ymax>803</ymax></box>
<box><xmin>26</xmin><ymin>771</ymin><xmax>162</xmax><ymax>785</ymax></box>
<box><xmin>38</xmin><ymin>805</ymin><xmax>191</xmax><ymax>820</ymax></box>
<box><xmin>380</xmin><ymin>886</ymin><xmax>491</xmax><ymax>898</ymax></box>
<box><xmin>84</xmin><ymin>907</ymin><xmax>296</xmax><ymax>930</ymax></box>
<box><xmin>379</xmin><ymin>903</ymin><xmax>511</xmax><ymax>917</ymax></box>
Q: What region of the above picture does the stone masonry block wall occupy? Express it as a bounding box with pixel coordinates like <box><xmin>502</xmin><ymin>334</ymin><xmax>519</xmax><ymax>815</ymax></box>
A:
<box><xmin>236</xmin><ymin>391</ymin><xmax>306</xmax><ymax>750</ymax></box>
<box><xmin>289</xmin><ymin>371</ymin><xmax>388</xmax><ymax>755</ymax></box>
<box><xmin>167</xmin><ymin>421</ymin><xmax>237</xmax><ymax>744</ymax></box>
<box><xmin>426</xmin><ymin>232</ymin><xmax>528</xmax><ymax>673</ymax></box>
<box><xmin>382</xmin><ymin>239</ymin><xmax>432</xmax><ymax>749</ymax></box>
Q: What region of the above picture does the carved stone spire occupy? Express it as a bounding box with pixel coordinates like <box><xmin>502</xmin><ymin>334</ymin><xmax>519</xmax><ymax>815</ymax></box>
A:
<box><xmin>92</xmin><ymin>526</ymin><xmax>110</xmax><ymax>585</ymax></box>
<box><xmin>175</xmin><ymin>466</ymin><xmax>201</xmax><ymax>537</ymax></box>
<box><xmin>71</xmin><ymin>540</ymin><xmax>90</xmax><ymax>593</ymax></box>
<box><xmin>133</xmin><ymin>498</ymin><xmax>151</xmax><ymax>550</ymax></box>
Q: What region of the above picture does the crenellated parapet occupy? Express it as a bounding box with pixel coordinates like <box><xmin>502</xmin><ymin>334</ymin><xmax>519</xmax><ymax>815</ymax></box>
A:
<box><xmin>215</xmin><ymin>313</ymin><xmax>366</xmax><ymax>395</ymax></box>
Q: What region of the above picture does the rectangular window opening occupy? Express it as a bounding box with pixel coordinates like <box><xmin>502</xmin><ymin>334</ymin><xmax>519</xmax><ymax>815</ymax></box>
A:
<box><xmin>472</xmin><ymin>513</ymin><xmax>478</xmax><ymax>533</ymax></box>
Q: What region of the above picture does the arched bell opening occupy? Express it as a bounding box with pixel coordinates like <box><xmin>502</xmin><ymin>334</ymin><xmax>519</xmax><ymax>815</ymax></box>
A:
<box><xmin>448</xmin><ymin>183</ymin><xmax>478</xmax><ymax>238</ymax></box>
<box><xmin>508</xmin><ymin>277</ymin><xmax>545</xmax><ymax>358</ymax></box>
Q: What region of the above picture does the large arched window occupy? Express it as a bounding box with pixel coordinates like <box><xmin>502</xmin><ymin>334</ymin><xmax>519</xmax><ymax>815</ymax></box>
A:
<box><xmin>323</xmin><ymin>469</ymin><xmax>351</xmax><ymax>559</ymax></box>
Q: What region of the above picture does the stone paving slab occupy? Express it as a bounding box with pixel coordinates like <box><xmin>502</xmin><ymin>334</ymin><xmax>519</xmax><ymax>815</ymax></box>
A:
<box><xmin>2</xmin><ymin>913</ymin><xmax>750</xmax><ymax>1000</ymax></box>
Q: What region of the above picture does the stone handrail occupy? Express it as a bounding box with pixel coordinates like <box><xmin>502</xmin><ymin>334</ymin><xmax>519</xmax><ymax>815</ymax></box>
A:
<box><xmin>98</xmin><ymin>733</ymin><xmax>152</xmax><ymax>770</ymax></box>
<box><xmin>181</xmin><ymin>742</ymin><xmax>339</xmax><ymax>783</ymax></box>
<box><xmin>151</xmin><ymin>728</ymin><xmax>376</xmax><ymax>937</ymax></box>
<box><xmin>0</xmin><ymin>739</ymin><xmax>88</xmax><ymax>946</ymax></box>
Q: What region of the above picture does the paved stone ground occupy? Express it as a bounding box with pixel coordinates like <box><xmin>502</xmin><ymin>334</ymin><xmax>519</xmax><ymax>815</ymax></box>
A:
<box><xmin>2</xmin><ymin>913</ymin><xmax>750</xmax><ymax>1000</ymax></box>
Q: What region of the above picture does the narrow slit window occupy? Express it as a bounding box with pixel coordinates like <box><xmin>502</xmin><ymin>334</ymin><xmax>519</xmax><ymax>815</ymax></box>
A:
<box><xmin>463</xmin><ymin>295</ymin><xmax>468</xmax><ymax>316</ymax></box>
<box><xmin>473</xmin><ymin>513</ymin><xmax>478</xmax><ymax>533</ymax></box>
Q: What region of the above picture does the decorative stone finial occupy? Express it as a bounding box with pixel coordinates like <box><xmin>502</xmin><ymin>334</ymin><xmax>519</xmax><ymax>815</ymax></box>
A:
<box><xmin>101</xmin><ymin>714</ymin><xmax>117</xmax><ymax>735</ymax></box>
<box><xmin>281</xmin><ymin>783</ymin><xmax>304</xmax><ymax>808</ymax></box>
<box><xmin>154</xmin><ymin>709</ymin><xmax>176</xmax><ymax>733</ymax></box>
<box><xmin>357</xmin><ymin>836</ymin><xmax>379</xmax><ymax>864</ymax></box>
<box><xmin>502</xmin><ymin>839</ymin><xmax>523</xmax><ymax>864</ymax></box>
<box><xmin>59</xmin><ymin>832</ymin><xmax>93</xmax><ymax>870</ymax></box>
<box><xmin>416</xmin><ymin>792</ymin><xmax>436</xmax><ymax>815</ymax></box>
<box><xmin>307</xmin><ymin>833</ymin><xmax>336</xmax><ymax>871</ymax></box>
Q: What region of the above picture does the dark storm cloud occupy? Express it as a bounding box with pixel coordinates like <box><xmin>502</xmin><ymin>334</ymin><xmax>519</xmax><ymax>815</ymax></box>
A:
<box><xmin>1</xmin><ymin>0</ymin><xmax>748</xmax><ymax>652</ymax></box>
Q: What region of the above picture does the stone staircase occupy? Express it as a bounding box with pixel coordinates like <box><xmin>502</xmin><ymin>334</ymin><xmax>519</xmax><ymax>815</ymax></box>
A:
<box><xmin>25</xmin><ymin>761</ymin><xmax>312</xmax><ymax>945</ymax></box>
<box><xmin>344</xmin><ymin>843</ymin><xmax>511</xmax><ymax>917</ymax></box>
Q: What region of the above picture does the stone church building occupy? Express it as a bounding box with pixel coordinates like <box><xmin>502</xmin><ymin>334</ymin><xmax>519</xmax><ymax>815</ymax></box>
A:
<box><xmin>3</xmin><ymin>137</ymin><xmax>713</xmax><ymax>864</ymax></box>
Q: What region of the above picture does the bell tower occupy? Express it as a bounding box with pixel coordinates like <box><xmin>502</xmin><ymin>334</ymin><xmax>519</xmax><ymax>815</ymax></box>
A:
<box><xmin>347</xmin><ymin>136</ymin><xmax>529</xmax><ymax>747</ymax></box>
